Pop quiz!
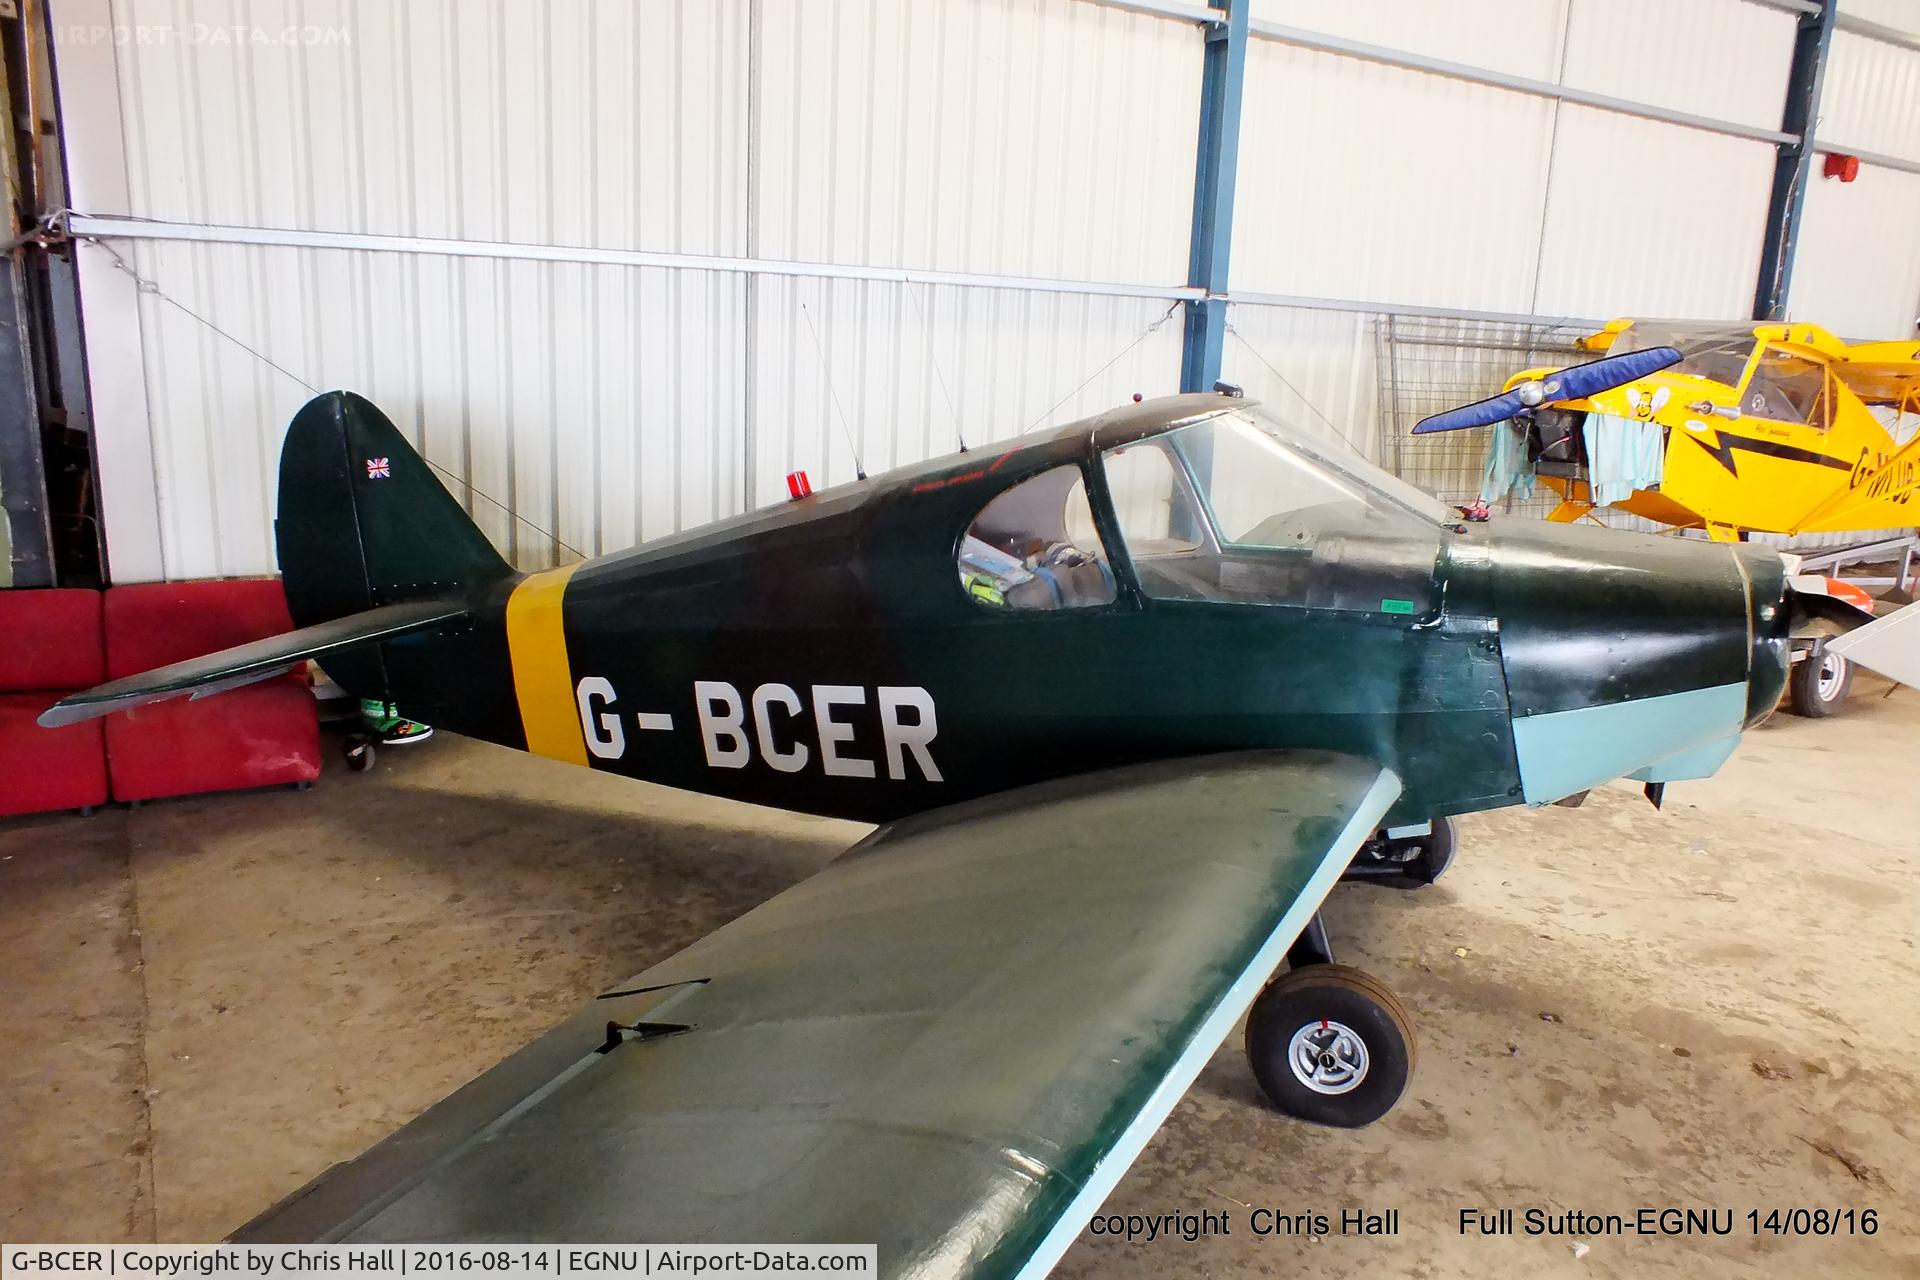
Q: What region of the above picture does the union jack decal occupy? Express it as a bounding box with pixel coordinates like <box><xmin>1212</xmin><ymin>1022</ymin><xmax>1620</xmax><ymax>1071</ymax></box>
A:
<box><xmin>366</xmin><ymin>457</ymin><xmax>391</xmax><ymax>480</ymax></box>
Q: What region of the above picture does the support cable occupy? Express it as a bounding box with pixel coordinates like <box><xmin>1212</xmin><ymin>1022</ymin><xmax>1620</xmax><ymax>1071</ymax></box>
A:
<box><xmin>1023</xmin><ymin>302</ymin><xmax>1180</xmax><ymax>433</ymax></box>
<box><xmin>81</xmin><ymin>236</ymin><xmax>590</xmax><ymax>562</ymax></box>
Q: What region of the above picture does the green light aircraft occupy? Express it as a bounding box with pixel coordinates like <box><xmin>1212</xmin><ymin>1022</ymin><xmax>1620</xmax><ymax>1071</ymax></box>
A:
<box><xmin>41</xmin><ymin>384</ymin><xmax>1907</xmax><ymax>1272</ymax></box>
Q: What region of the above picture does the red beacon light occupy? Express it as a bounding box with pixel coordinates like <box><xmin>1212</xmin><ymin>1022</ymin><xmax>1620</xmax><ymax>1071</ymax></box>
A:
<box><xmin>785</xmin><ymin>470</ymin><xmax>813</xmax><ymax>501</ymax></box>
<box><xmin>1822</xmin><ymin>153</ymin><xmax>1860</xmax><ymax>182</ymax></box>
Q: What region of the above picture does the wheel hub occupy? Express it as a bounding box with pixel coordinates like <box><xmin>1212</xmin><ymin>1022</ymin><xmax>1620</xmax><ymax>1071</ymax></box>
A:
<box><xmin>1287</xmin><ymin>1019</ymin><xmax>1369</xmax><ymax>1094</ymax></box>
<box><xmin>1817</xmin><ymin>653</ymin><xmax>1846</xmax><ymax>700</ymax></box>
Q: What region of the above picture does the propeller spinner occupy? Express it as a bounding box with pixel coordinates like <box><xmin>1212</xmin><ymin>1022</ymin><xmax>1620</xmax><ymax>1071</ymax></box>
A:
<box><xmin>1412</xmin><ymin>345</ymin><xmax>1684</xmax><ymax>435</ymax></box>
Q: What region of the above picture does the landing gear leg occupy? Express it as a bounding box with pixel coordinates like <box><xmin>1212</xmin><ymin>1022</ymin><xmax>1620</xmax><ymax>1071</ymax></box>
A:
<box><xmin>1247</xmin><ymin>911</ymin><xmax>1417</xmax><ymax>1128</ymax></box>
<box><xmin>1288</xmin><ymin>912</ymin><xmax>1334</xmax><ymax>969</ymax></box>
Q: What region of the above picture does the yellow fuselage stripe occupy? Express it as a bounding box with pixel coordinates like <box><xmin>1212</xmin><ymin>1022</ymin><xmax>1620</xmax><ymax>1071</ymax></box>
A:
<box><xmin>505</xmin><ymin>564</ymin><xmax>588</xmax><ymax>765</ymax></box>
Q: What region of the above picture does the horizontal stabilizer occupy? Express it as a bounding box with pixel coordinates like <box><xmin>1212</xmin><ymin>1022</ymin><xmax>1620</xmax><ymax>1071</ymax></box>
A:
<box><xmin>38</xmin><ymin>598</ymin><xmax>470</xmax><ymax>728</ymax></box>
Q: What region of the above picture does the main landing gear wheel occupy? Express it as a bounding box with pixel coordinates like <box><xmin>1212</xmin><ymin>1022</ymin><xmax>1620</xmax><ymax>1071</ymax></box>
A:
<box><xmin>342</xmin><ymin>733</ymin><xmax>377</xmax><ymax>773</ymax></box>
<box><xmin>1246</xmin><ymin>963</ymin><xmax>1416</xmax><ymax>1128</ymax></box>
<box><xmin>1343</xmin><ymin>816</ymin><xmax>1457</xmax><ymax>889</ymax></box>
<box><xmin>1788</xmin><ymin>644</ymin><xmax>1852</xmax><ymax>718</ymax></box>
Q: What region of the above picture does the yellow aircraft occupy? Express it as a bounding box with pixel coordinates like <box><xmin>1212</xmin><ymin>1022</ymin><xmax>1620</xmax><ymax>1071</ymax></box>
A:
<box><xmin>1439</xmin><ymin>318</ymin><xmax>1920</xmax><ymax>543</ymax></box>
<box><xmin>1413</xmin><ymin>320</ymin><xmax>1918</xmax><ymax>715</ymax></box>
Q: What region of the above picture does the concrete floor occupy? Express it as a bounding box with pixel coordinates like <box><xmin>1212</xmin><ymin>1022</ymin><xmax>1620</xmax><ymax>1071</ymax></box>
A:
<box><xmin>3</xmin><ymin>680</ymin><xmax>1916</xmax><ymax>1278</ymax></box>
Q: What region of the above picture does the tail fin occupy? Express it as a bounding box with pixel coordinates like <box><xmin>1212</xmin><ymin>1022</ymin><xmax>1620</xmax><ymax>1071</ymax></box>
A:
<box><xmin>40</xmin><ymin>394</ymin><xmax>515</xmax><ymax>727</ymax></box>
<box><xmin>276</xmin><ymin>391</ymin><xmax>512</xmax><ymax>627</ymax></box>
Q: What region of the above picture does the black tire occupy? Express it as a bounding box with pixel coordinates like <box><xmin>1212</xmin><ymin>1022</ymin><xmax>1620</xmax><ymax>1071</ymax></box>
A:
<box><xmin>343</xmin><ymin>735</ymin><xmax>377</xmax><ymax>773</ymax></box>
<box><xmin>1350</xmin><ymin>816</ymin><xmax>1457</xmax><ymax>890</ymax></box>
<box><xmin>1788</xmin><ymin>645</ymin><xmax>1852</xmax><ymax>718</ymax></box>
<box><xmin>1403</xmin><ymin>816</ymin><xmax>1455</xmax><ymax>886</ymax></box>
<box><xmin>1245</xmin><ymin>964</ymin><xmax>1416</xmax><ymax>1128</ymax></box>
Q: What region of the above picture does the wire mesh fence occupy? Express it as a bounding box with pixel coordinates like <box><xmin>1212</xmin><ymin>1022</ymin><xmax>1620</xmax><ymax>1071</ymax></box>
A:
<box><xmin>1376</xmin><ymin>314</ymin><xmax>1575</xmax><ymax>517</ymax></box>
<box><xmin>1372</xmin><ymin>313</ymin><xmax>1670</xmax><ymax>533</ymax></box>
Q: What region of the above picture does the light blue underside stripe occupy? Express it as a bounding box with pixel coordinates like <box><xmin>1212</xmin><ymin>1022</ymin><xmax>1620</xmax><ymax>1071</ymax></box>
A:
<box><xmin>1511</xmin><ymin>682</ymin><xmax>1746</xmax><ymax>805</ymax></box>
<box><xmin>1010</xmin><ymin>767</ymin><xmax>1403</xmax><ymax>1280</ymax></box>
<box><xmin>1630</xmin><ymin>734</ymin><xmax>1740</xmax><ymax>783</ymax></box>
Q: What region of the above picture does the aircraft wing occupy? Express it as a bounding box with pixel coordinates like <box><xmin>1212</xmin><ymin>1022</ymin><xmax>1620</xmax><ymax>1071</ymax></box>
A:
<box><xmin>1826</xmin><ymin>598</ymin><xmax>1920</xmax><ymax>689</ymax></box>
<box><xmin>37</xmin><ymin>597</ymin><xmax>471</xmax><ymax>727</ymax></box>
<box><xmin>234</xmin><ymin>750</ymin><xmax>1400</xmax><ymax>1274</ymax></box>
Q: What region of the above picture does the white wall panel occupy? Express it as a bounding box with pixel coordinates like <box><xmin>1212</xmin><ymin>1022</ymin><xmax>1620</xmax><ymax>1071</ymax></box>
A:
<box><xmin>1532</xmin><ymin>106</ymin><xmax>1774</xmax><ymax>320</ymax></box>
<box><xmin>104</xmin><ymin>0</ymin><xmax>748</xmax><ymax>252</ymax></box>
<box><xmin>1217</xmin><ymin>304</ymin><xmax>1380</xmax><ymax>460</ymax></box>
<box><xmin>1249</xmin><ymin>0</ymin><xmax>1565</xmax><ymax>80</ymax></box>
<box><xmin>756</xmin><ymin>0</ymin><xmax>1200</xmax><ymax>282</ymax></box>
<box><xmin>1820</xmin><ymin>28</ymin><xmax>1920</xmax><ymax>162</ymax></box>
<box><xmin>1838</xmin><ymin>0</ymin><xmax>1920</xmax><ymax>34</ymax></box>
<box><xmin>1560</xmin><ymin>0</ymin><xmax>1796</xmax><ymax>132</ymax></box>
<box><xmin>1789</xmin><ymin>164</ymin><xmax>1920</xmax><ymax>336</ymax></box>
<box><xmin>1236</xmin><ymin>13</ymin><xmax>1785</xmax><ymax>322</ymax></box>
<box><xmin>750</xmin><ymin>279</ymin><xmax>1182</xmax><ymax>505</ymax></box>
<box><xmin>1233</xmin><ymin>42</ymin><xmax>1556</xmax><ymax>312</ymax></box>
<box><xmin>114</xmin><ymin>238</ymin><xmax>745</xmax><ymax>576</ymax></box>
<box><xmin>1773</xmin><ymin>21</ymin><xmax>1920</xmax><ymax>337</ymax></box>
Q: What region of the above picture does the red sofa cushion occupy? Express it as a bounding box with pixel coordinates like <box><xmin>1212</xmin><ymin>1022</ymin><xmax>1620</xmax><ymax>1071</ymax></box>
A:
<box><xmin>105</xmin><ymin>579</ymin><xmax>295</xmax><ymax>677</ymax></box>
<box><xmin>0</xmin><ymin>589</ymin><xmax>104</xmax><ymax>691</ymax></box>
<box><xmin>0</xmin><ymin>694</ymin><xmax>108</xmax><ymax>816</ymax></box>
<box><xmin>104</xmin><ymin>676</ymin><xmax>319</xmax><ymax>802</ymax></box>
<box><xmin>103</xmin><ymin>580</ymin><xmax>319</xmax><ymax>803</ymax></box>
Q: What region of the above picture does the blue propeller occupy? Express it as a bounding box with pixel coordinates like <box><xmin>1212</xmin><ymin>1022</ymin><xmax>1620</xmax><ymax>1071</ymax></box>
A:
<box><xmin>1411</xmin><ymin>345</ymin><xmax>1683</xmax><ymax>434</ymax></box>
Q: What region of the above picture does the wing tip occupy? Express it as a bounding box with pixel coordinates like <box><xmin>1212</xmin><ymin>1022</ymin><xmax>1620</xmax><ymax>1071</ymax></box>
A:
<box><xmin>36</xmin><ymin>698</ymin><xmax>97</xmax><ymax>729</ymax></box>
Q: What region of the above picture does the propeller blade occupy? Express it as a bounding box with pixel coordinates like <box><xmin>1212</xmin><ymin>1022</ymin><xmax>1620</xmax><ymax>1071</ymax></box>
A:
<box><xmin>1411</xmin><ymin>389</ymin><xmax>1533</xmax><ymax>435</ymax></box>
<box><xmin>1548</xmin><ymin>345</ymin><xmax>1683</xmax><ymax>401</ymax></box>
<box><xmin>1411</xmin><ymin>345</ymin><xmax>1684</xmax><ymax>435</ymax></box>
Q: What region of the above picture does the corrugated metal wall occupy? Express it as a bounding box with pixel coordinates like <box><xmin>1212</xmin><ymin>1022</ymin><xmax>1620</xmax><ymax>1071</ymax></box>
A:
<box><xmin>54</xmin><ymin>0</ymin><xmax>1920</xmax><ymax>580</ymax></box>
<box><xmin>1236</xmin><ymin>0</ymin><xmax>1793</xmax><ymax>318</ymax></box>
<box><xmin>61</xmin><ymin>0</ymin><xmax>1200</xmax><ymax>578</ymax></box>
<box><xmin>1789</xmin><ymin>14</ymin><xmax>1920</xmax><ymax>336</ymax></box>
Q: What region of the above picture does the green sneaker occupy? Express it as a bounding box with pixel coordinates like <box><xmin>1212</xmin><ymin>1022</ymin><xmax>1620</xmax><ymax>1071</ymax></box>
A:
<box><xmin>359</xmin><ymin>698</ymin><xmax>435</xmax><ymax>746</ymax></box>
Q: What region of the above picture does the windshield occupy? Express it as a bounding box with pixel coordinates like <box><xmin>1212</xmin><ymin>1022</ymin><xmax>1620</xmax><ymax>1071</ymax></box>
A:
<box><xmin>1099</xmin><ymin>408</ymin><xmax>1445</xmax><ymax>614</ymax></box>
<box><xmin>1241</xmin><ymin>407</ymin><xmax>1451</xmax><ymax>525</ymax></box>
<box><xmin>1610</xmin><ymin>321</ymin><xmax>1756</xmax><ymax>386</ymax></box>
<box><xmin>1186</xmin><ymin>408</ymin><xmax>1448</xmax><ymax>531</ymax></box>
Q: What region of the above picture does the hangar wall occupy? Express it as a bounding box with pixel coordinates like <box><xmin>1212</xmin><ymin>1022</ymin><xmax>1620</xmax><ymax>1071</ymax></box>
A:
<box><xmin>52</xmin><ymin>0</ymin><xmax>1920</xmax><ymax>581</ymax></box>
<box><xmin>1787</xmin><ymin>23</ymin><xmax>1920</xmax><ymax>335</ymax></box>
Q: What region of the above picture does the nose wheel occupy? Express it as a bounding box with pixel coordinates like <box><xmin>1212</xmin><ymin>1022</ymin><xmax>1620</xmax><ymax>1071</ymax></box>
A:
<box><xmin>1787</xmin><ymin>643</ymin><xmax>1853</xmax><ymax>718</ymax></box>
<box><xmin>1246</xmin><ymin>960</ymin><xmax>1416</xmax><ymax>1128</ymax></box>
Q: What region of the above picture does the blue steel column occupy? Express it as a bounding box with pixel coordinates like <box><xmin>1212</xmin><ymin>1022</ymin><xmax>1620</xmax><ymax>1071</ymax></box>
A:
<box><xmin>1179</xmin><ymin>0</ymin><xmax>1249</xmax><ymax>392</ymax></box>
<box><xmin>1753</xmin><ymin>0</ymin><xmax>1836</xmax><ymax>321</ymax></box>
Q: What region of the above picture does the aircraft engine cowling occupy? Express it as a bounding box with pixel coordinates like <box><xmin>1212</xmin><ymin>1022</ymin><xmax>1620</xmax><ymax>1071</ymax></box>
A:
<box><xmin>1486</xmin><ymin>521</ymin><xmax>1789</xmax><ymax>805</ymax></box>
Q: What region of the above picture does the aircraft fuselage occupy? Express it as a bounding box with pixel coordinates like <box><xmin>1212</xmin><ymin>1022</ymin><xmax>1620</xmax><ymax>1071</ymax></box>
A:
<box><xmin>365</xmin><ymin>397</ymin><xmax>1791</xmax><ymax>829</ymax></box>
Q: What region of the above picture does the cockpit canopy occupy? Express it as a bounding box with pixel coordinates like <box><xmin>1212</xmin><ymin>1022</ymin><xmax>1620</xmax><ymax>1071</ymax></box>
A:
<box><xmin>959</xmin><ymin>407</ymin><xmax>1447</xmax><ymax>617</ymax></box>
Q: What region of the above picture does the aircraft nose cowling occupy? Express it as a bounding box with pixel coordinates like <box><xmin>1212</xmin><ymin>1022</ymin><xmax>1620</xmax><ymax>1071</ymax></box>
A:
<box><xmin>1488</xmin><ymin>522</ymin><xmax>1783</xmax><ymax>805</ymax></box>
<box><xmin>1740</xmin><ymin>544</ymin><xmax>1793</xmax><ymax>726</ymax></box>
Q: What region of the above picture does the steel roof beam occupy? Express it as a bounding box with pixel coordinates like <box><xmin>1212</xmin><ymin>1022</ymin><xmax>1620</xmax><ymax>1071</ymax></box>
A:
<box><xmin>1245</xmin><ymin>18</ymin><xmax>1799</xmax><ymax>147</ymax></box>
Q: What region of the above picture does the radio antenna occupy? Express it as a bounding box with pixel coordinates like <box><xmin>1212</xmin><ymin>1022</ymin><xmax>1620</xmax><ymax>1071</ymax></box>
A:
<box><xmin>800</xmin><ymin>300</ymin><xmax>866</xmax><ymax>480</ymax></box>
<box><xmin>906</xmin><ymin>280</ymin><xmax>967</xmax><ymax>452</ymax></box>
